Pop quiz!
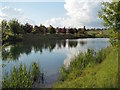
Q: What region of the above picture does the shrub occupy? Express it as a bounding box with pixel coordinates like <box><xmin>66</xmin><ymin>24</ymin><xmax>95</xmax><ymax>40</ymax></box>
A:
<box><xmin>61</xmin><ymin>48</ymin><xmax>108</xmax><ymax>80</ymax></box>
<box><xmin>96</xmin><ymin>49</ymin><xmax>106</xmax><ymax>63</ymax></box>
<box><xmin>2</xmin><ymin>62</ymin><xmax>42</xmax><ymax>88</ymax></box>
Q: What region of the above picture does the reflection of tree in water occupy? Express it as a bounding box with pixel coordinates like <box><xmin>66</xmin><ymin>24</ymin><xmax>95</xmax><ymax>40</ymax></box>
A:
<box><xmin>2</xmin><ymin>49</ymin><xmax>9</xmax><ymax>60</ymax></box>
<box><xmin>62</xmin><ymin>40</ymin><xmax>66</xmax><ymax>48</ymax></box>
<box><xmin>2</xmin><ymin>43</ymin><xmax>33</xmax><ymax>60</ymax></box>
<box><xmin>68</xmin><ymin>40</ymin><xmax>78</xmax><ymax>48</ymax></box>
<box><xmin>2</xmin><ymin>39</ymin><xmax>79</xmax><ymax>61</ymax></box>
<box><xmin>79</xmin><ymin>41</ymin><xmax>87</xmax><ymax>46</ymax></box>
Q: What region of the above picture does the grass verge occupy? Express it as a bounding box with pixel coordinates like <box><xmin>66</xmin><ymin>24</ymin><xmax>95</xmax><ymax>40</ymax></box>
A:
<box><xmin>54</xmin><ymin>46</ymin><xmax>118</xmax><ymax>88</ymax></box>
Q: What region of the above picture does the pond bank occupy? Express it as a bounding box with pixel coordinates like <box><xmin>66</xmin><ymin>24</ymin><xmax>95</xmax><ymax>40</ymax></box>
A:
<box><xmin>2</xmin><ymin>38</ymin><xmax>110</xmax><ymax>88</ymax></box>
<box><xmin>2</xmin><ymin>33</ymin><xmax>109</xmax><ymax>46</ymax></box>
<box><xmin>53</xmin><ymin>46</ymin><xmax>118</xmax><ymax>88</ymax></box>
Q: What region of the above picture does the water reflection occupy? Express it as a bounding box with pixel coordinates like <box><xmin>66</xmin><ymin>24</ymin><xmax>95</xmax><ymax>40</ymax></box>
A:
<box><xmin>2</xmin><ymin>40</ymin><xmax>79</xmax><ymax>61</ymax></box>
<box><xmin>2</xmin><ymin>38</ymin><xmax>110</xmax><ymax>87</ymax></box>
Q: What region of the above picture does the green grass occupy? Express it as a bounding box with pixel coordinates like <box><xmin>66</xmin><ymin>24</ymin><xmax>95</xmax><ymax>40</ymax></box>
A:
<box><xmin>2</xmin><ymin>62</ymin><xmax>43</xmax><ymax>88</ymax></box>
<box><xmin>86</xmin><ymin>30</ymin><xmax>109</xmax><ymax>38</ymax></box>
<box><xmin>54</xmin><ymin>46</ymin><xmax>118</xmax><ymax>88</ymax></box>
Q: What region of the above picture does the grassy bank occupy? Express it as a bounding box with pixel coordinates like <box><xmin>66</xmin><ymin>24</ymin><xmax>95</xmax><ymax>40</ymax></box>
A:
<box><xmin>86</xmin><ymin>30</ymin><xmax>109</xmax><ymax>38</ymax></box>
<box><xmin>54</xmin><ymin>46</ymin><xmax>118</xmax><ymax>88</ymax></box>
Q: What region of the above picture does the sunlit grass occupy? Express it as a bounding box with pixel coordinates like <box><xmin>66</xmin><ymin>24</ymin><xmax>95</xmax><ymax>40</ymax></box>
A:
<box><xmin>54</xmin><ymin>46</ymin><xmax>118</xmax><ymax>88</ymax></box>
<box><xmin>86</xmin><ymin>30</ymin><xmax>109</xmax><ymax>38</ymax></box>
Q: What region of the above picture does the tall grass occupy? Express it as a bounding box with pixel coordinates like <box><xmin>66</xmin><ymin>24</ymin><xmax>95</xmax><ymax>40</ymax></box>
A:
<box><xmin>2</xmin><ymin>62</ymin><xmax>43</xmax><ymax>88</ymax></box>
<box><xmin>61</xmin><ymin>48</ymin><xmax>106</xmax><ymax>81</ymax></box>
<box><xmin>54</xmin><ymin>46</ymin><xmax>118</xmax><ymax>88</ymax></box>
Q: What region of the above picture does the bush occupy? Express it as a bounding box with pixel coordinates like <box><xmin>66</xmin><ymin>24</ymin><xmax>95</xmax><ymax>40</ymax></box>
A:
<box><xmin>2</xmin><ymin>62</ymin><xmax>42</xmax><ymax>88</ymax></box>
<box><xmin>96</xmin><ymin>49</ymin><xmax>106</xmax><ymax>63</ymax></box>
<box><xmin>61</xmin><ymin>48</ymin><xmax>108</xmax><ymax>80</ymax></box>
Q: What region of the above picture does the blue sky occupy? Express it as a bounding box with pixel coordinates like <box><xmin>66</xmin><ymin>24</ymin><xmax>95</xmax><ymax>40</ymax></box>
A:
<box><xmin>0</xmin><ymin>0</ymin><xmax>105</xmax><ymax>28</ymax></box>
<box><xmin>1</xmin><ymin>0</ymin><xmax>65</xmax><ymax>2</ymax></box>
<box><xmin>1</xmin><ymin>2</ymin><xmax>66</xmax><ymax>25</ymax></box>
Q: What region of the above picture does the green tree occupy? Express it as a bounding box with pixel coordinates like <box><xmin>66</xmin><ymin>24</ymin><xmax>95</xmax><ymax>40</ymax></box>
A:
<box><xmin>1</xmin><ymin>19</ymin><xmax>8</xmax><ymax>31</ymax></box>
<box><xmin>0</xmin><ymin>20</ymin><xmax>8</xmax><ymax>41</ymax></box>
<box><xmin>39</xmin><ymin>24</ymin><xmax>47</xmax><ymax>33</ymax></box>
<box><xmin>23</xmin><ymin>23</ymin><xmax>33</xmax><ymax>33</ymax></box>
<box><xmin>1</xmin><ymin>20</ymin><xmax>8</xmax><ymax>38</ymax></box>
<box><xmin>32</xmin><ymin>25</ymin><xmax>40</xmax><ymax>34</ymax></box>
<box><xmin>8</xmin><ymin>19</ymin><xmax>23</xmax><ymax>35</ymax></box>
<box><xmin>98</xmin><ymin>1</ymin><xmax>120</xmax><ymax>46</ymax></box>
<box><xmin>1</xmin><ymin>20</ymin><xmax>12</xmax><ymax>43</ymax></box>
<box><xmin>47</xmin><ymin>25</ymin><xmax>56</xmax><ymax>34</ymax></box>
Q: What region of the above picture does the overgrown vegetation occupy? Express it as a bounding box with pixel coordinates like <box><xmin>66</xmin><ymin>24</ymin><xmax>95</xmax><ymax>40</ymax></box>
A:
<box><xmin>54</xmin><ymin>46</ymin><xmax>118</xmax><ymax>88</ymax></box>
<box><xmin>98</xmin><ymin>1</ymin><xmax>120</xmax><ymax>46</ymax></box>
<box><xmin>2</xmin><ymin>62</ymin><xmax>43</xmax><ymax>88</ymax></box>
<box><xmin>58</xmin><ymin>47</ymin><xmax>109</xmax><ymax>81</ymax></box>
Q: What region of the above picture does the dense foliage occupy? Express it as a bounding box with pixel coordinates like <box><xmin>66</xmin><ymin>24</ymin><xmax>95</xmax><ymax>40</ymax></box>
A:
<box><xmin>2</xmin><ymin>62</ymin><xmax>43</xmax><ymax>88</ymax></box>
<box><xmin>99</xmin><ymin>0</ymin><xmax>120</xmax><ymax>46</ymax></box>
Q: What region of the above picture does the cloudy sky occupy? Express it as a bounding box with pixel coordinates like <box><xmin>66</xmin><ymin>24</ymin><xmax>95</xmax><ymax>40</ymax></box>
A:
<box><xmin>0</xmin><ymin>0</ymin><xmax>110</xmax><ymax>28</ymax></box>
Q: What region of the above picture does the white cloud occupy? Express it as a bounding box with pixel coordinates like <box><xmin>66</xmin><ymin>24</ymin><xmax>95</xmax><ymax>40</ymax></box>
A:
<box><xmin>44</xmin><ymin>0</ymin><xmax>104</xmax><ymax>28</ymax></box>
<box><xmin>2</xmin><ymin>6</ymin><xmax>23</xmax><ymax>16</ymax></box>
<box><xmin>45</xmin><ymin>17</ymin><xmax>66</xmax><ymax>27</ymax></box>
<box><xmin>0</xmin><ymin>0</ymin><xmax>111</xmax><ymax>27</ymax></box>
<box><xmin>0</xmin><ymin>6</ymin><xmax>35</xmax><ymax>25</ymax></box>
<box><xmin>19</xmin><ymin>16</ymin><xmax>36</xmax><ymax>25</ymax></box>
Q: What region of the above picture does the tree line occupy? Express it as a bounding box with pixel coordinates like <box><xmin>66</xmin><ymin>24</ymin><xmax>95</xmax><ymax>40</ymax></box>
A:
<box><xmin>1</xmin><ymin>19</ymin><xmax>87</xmax><ymax>35</ymax></box>
<box><xmin>1</xmin><ymin>19</ymin><xmax>108</xmax><ymax>44</ymax></box>
<box><xmin>1</xmin><ymin>19</ymin><xmax>107</xmax><ymax>35</ymax></box>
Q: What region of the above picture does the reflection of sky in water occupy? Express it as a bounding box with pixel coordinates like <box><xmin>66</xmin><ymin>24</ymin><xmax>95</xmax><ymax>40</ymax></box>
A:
<box><xmin>2</xmin><ymin>38</ymin><xmax>110</xmax><ymax>84</ymax></box>
<box><xmin>63</xmin><ymin>38</ymin><xmax>110</xmax><ymax>68</ymax></box>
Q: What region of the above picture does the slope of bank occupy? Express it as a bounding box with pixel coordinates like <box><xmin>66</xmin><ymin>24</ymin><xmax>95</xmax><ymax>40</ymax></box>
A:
<box><xmin>54</xmin><ymin>46</ymin><xmax>118</xmax><ymax>88</ymax></box>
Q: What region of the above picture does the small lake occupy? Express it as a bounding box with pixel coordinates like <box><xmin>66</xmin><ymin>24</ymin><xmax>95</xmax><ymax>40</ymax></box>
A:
<box><xmin>2</xmin><ymin>38</ymin><xmax>110</xmax><ymax>87</ymax></box>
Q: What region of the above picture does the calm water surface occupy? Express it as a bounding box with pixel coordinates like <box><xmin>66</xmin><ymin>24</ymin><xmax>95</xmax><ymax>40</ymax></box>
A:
<box><xmin>2</xmin><ymin>38</ymin><xmax>110</xmax><ymax>87</ymax></box>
